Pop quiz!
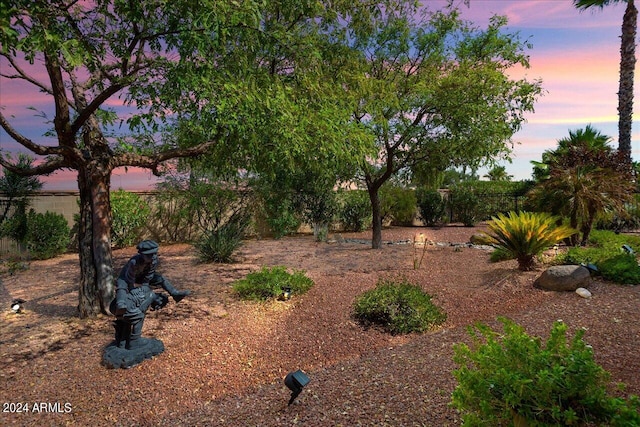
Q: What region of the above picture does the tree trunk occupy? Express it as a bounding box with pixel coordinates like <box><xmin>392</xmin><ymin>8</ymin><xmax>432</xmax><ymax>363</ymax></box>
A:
<box><xmin>77</xmin><ymin>165</ymin><xmax>115</xmax><ymax>318</ymax></box>
<box><xmin>368</xmin><ymin>185</ymin><xmax>383</xmax><ymax>249</ymax></box>
<box><xmin>618</xmin><ymin>0</ymin><xmax>637</xmax><ymax>162</ymax></box>
<box><xmin>569</xmin><ymin>207</ymin><xmax>579</xmax><ymax>247</ymax></box>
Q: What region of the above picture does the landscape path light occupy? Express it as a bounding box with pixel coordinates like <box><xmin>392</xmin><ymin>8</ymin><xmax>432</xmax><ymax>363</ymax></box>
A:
<box><xmin>284</xmin><ymin>369</ymin><xmax>310</xmax><ymax>405</ymax></box>
<box><xmin>11</xmin><ymin>298</ymin><xmax>25</xmax><ymax>313</ymax></box>
<box><xmin>280</xmin><ymin>286</ymin><xmax>292</xmax><ymax>301</ymax></box>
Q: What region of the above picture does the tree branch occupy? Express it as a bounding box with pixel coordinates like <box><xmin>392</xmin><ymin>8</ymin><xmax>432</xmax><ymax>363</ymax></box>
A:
<box><xmin>0</xmin><ymin>154</ymin><xmax>73</xmax><ymax>176</ymax></box>
<box><xmin>0</xmin><ymin>54</ymin><xmax>55</xmax><ymax>96</ymax></box>
<box><xmin>112</xmin><ymin>141</ymin><xmax>218</xmax><ymax>175</ymax></box>
<box><xmin>0</xmin><ymin>112</ymin><xmax>65</xmax><ymax>156</ymax></box>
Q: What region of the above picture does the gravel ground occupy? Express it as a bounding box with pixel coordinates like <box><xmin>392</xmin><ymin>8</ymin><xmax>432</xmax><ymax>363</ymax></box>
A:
<box><xmin>1</xmin><ymin>225</ymin><xmax>638</xmax><ymax>426</ymax></box>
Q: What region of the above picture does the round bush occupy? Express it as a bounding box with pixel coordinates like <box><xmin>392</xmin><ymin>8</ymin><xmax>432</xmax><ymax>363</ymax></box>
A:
<box><xmin>338</xmin><ymin>190</ymin><xmax>372</xmax><ymax>232</ymax></box>
<box><xmin>416</xmin><ymin>188</ymin><xmax>447</xmax><ymax>226</ymax></box>
<box><xmin>232</xmin><ymin>266</ymin><xmax>314</xmax><ymax>301</ymax></box>
<box><xmin>25</xmin><ymin>210</ymin><xmax>70</xmax><ymax>259</ymax></box>
<box><xmin>353</xmin><ymin>278</ymin><xmax>446</xmax><ymax>335</ymax></box>
<box><xmin>111</xmin><ymin>190</ymin><xmax>150</xmax><ymax>248</ymax></box>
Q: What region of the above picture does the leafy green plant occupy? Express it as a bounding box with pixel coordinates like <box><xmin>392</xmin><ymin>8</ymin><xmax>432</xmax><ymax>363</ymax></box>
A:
<box><xmin>476</xmin><ymin>211</ymin><xmax>576</xmax><ymax>270</ymax></box>
<box><xmin>0</xmin><ymin>200</ymin><xmax>29</xmax><ymax>244</ymax></box>
<box><xmin>452</xmin><ymin>317</ymin><xmax>640</xmax><ymax>427</ymax></box>
<box><xmin>338</xmin><ymin>190</ymin><xmax>372</xmax><ymax>232</ymax></box>
<box><xmin>194</xmin><ymin>216</ymin><xmax>249</xmax><ymax>263</ymax></box>
<box><xmin>416</xmin><ymin>188</ymin><xmax>447</xmax><ymax>226</ymax></box>
<box><xmin>560</xmin><ymin>230</ymin><xmax>640</xmax><ymax>285</ymax></box>
<box><xmin>380</xmin><ymin>184</ymin><xmax>417</xmax><ymax>226</ymax></box>
<box><xmin>352</xmin><ymin>278</ymin><xmax>446</xmax><ymax>335</ymax></box>
<box><xmin>0</xmin><ymin>154</ymin><xmax>43</xmax><ymax>226</ymax></box>
<box><xmin>24</xmin><ymin>210</ymin><xmax>70</xmax><ymax>259</ymax></box>
<box><xmin>232</xmin><ymin>266</ymin><xmax>314</xmax><ymax>301</ymax></box>
<box><xmin>598</xmin><ymin>254</ymin><xmax>640</xmax><ymax>285</ymax></box>
<box><xmin>448</xmin><ymin>187</ymin><xmax>480</xmax><ymax>226</ymax></box>
<box><xmin>150</xmin><ymin>176</ymin><xmax>200</xmax><ymax>242</ymax></box>
<box><xmin>111</xmin><ymin>189</ymin><xmax>150</xmax><ymax>248</ymax></box>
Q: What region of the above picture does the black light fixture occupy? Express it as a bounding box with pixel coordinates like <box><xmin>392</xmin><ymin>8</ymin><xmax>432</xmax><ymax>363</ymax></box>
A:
<box><xmin>581</xmin><ymin>262</ymin><xmax>598</xmax><ymax>273</ymax></box>
<box><xmin>284</xmin><ymin>369</ymin><xmax>310</xmax><ymax>405</ymax></box>
<box><xmin>280</xmin><ymin>286</ymin><xmax>292</xmax><ymax>301</ymax></box>
<box><xmin>622</xmin><ymin>244</ymin><xmax>635</xmax><ymax>255</ymax></box>
<box><xmin>11</xmin><ymin>299</ymin><xmax>25</xmax><ymax>313</ymax></box>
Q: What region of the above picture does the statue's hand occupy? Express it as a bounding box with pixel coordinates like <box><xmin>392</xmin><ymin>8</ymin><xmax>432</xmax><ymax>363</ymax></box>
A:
<box><xmin>150</xmin><ymin>293</ymin><xmax>169</xmax><ymax>311</ymax></box>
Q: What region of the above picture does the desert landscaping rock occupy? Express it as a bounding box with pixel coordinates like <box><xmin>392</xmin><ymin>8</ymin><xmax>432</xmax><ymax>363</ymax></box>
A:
<box><xmin>576</xmin><ymin>287</ymin><xmax>592</xmax><ymax>298</ymax></box>
<box><xmin>534</xmin><ymin>264</ymin><xmax>591</xmax><ymax>291</ymax></box>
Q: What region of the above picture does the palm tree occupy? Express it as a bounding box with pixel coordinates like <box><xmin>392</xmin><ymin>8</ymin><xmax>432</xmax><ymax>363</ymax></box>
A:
<box><xmin>483</xmin><ymin>165</ymin><xmax>513</xmax><ymax>181</ymax></box>
<box><xmin>553</xmin><ymin>124</ymin><xmax>613</xmax><ymax>157</ymax></box>
<box><xmin>528</xmin><ymin>126</ymin><xmax>634</xmax><ymax>245</ymax></box>
<box><xmin>530</xmin><ymin>124</ymin><xmax>611</xmax><ymax>181</ymax></box>
<box><xmin>574</xmin><ymin>0</ymin><xmax>637</xmax><ymax>163</ymax></box>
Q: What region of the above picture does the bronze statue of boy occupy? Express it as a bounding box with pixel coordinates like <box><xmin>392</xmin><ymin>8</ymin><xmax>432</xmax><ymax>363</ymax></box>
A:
<box><xmin>108</xmin><ymin>240</ymin><xmax>190</xmax><ymax>352</ymax></box>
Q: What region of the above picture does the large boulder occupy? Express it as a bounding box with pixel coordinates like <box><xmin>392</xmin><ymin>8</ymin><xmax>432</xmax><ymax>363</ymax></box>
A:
<box><xmin>534</xmin><ymin>265</ymin><xmax>591</xmax><ymax>292</ymax></box>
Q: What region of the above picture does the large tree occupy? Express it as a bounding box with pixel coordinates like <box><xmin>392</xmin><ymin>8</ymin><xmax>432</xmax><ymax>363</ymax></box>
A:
<box><xmin>0</xmin><ymin>0</ymin><xmax>381</xmax><ymax>317</ymax></box>
<box><xmin>344</xmin><ymin>6</ymin><xmax>542</xmax><ymax>248</ymax></box>
<box><xmin>574</xmin><ymin>0</ymin><xmax>637</xmax><ymax>162</ymax></box>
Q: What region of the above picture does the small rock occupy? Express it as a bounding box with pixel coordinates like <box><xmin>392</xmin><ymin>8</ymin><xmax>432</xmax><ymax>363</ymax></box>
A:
<box><xmin>576</xmin><ymin>287</ymin><xmax>592</xmax><ymax>298</ymax></box>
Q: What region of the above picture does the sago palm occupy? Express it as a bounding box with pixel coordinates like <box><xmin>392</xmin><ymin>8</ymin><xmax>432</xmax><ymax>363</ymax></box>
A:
<box><xmin>479</xmin><ymin>211</ymin><xmax>576</xmax><ymax>271</ymax></box>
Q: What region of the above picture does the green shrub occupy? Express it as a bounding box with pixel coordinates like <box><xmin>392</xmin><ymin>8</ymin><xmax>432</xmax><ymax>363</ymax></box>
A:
<box><xmin>416</xmin><ymin>188</ymin><xmax>447</xmax><ymax>226</ymax></box>
<box><xmin>25</xmin><ymin>210</ymin><xmax>70</xmax><ymax>259</ymax></box>
<box><xmin>380</xmin><ymin>184</ymin><xmax>417</xmax><ymax>226</ymax></box>
<box><xmin>111</xmin><ymin>189</ymin><xmax>150</xmax><ymax>248</ymax></box>
<box><xmin>261</xmin><ymin>198</ymin><xmax>300</xmax><ymax>239</ymax></box>
<box><xmin>448</xmin><ymin>187</ymin><xmax>480</xmax><ymax>226</ymax></box>
<box><xmin>0</xmin><ymin>201</ymin><xmax>28</xmax><ymax>243</ymax></box>
<box><xmin>232</xmin><ymin>266</ymin><xmax>314</xmax><ymax>301</ymax></box>
<box><xmin>194</xmin><ymin>217</ymin><xmax>249</xmax><ymax>263</ymax></box>
<box><xmin>352</xmin><ymin>278</ymin><xmax>446</xmax><ymax>335</ymax></box>
<box><xmin>150</xmin><ymin>178</ymin><xmax>199</xmax><ymax>242</ymax></box>
<box><xmin>452</xmin><ymin>317</ymin><xmax>640</xmax><ymax>427</ymax></box>
<box><xmin>488</xmin><ymin>246</ymin><xmax>513</xmax><ymax>263</ymax></box>
<box><xmin>338</xmin><ymin>190</ymin><xmax>371</xmax><ymax>232</ymax></box>
<box><xmin>477</xmin><ymin>211</ymin><xmax>576</xmax><ymax>271</ymax></box>
<box><xmin>598</xmin><ymin>254</ymin><xmax>640</xmax><ymax>285</ymax></box>
<box><xmin>561</xmin><ymin>230</ymin><xmax>640</xmax><ymax>285</ymax></box>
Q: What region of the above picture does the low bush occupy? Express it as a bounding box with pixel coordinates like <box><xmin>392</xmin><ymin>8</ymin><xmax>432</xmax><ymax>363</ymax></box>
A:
<box><xmin>448</xmin><ymin>187</ymin><xmax>480</xmax><ymax>226</ymax></box>
<box><xmin>598</xmin><ymin>254</ymin><xmax>640</xmax><ymax>285</ymax></box>
<box><xmin>338</xmin><ymin>190</ymin><xmax>371</xmax><ymax>232</ymax></box>
<box><xmin>452</xmin><ymin>317</ymin><xmax>640</xmax><ymax>427</ymax></box>
<box><xmin>25</xmin><ymin>210</ymin><xmax>70</xmax><ymax>259</ymax></box>
<box><xmin>380</xmin><ymin>184</ymin><xmax>417</xmax><ymax>226</ymax></box>
<box><xmin>111</xmin><ymin>190</ymin><xmax>150</xmax><ymax>248</ymax></box>
<box><xmin>352</xmin><ymin>278</ymin><xmax>446</xmax><ymax>335</ymax></box>
<box><xmin>416</xmin><ymin>188</ymin><xmax>447</xmax><ymax>226</ymax></box>
<box><xmin>232</xmin><ymin>266</ymin><xmax>314</xmax><ymax>301</ymax></box>
<box><xmin>561</xmin><ymin>230</ymin><xmax>640</xmax><ymax>285</ymax></box>
<box><xmin>194</xmin><ymin>217</ymin><xmax>249</xmax><ymax>263</ymax></box>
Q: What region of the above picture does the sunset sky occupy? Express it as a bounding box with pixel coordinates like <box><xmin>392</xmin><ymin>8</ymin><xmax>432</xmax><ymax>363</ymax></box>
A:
<box><xmin>0</xmin><ymin>0</ymin><xmax>636</xmax><ymax>190</ymax></box>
